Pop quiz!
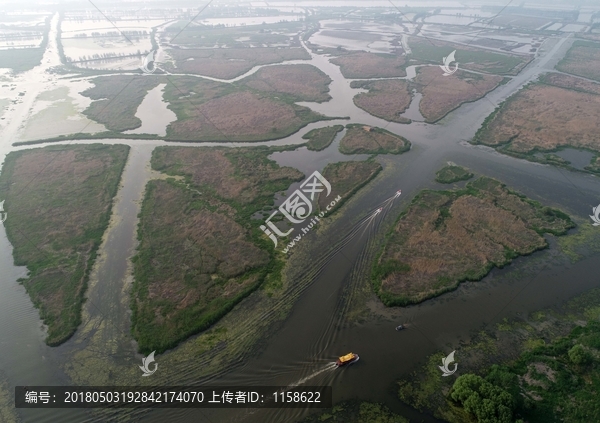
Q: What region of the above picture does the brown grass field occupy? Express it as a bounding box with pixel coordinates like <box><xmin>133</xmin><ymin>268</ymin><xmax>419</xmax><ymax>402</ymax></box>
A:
<box><xmin>556</xmin><ymin>41</ymin><xmax>600</xmax><ymax>82</ymax></box>
<box><xmin>165</xmin><ymin>88</ymin><xmax>326</xmax><ymax>142</ymax></box>
<box><xmin>133</xmin><ymin>147</ymin><xmax>305</xmax><ymax>352</ymax></box>
<box><xmin>339</xmin><ymin>124</ymin><xmax>411</xmax><ymax>155</ymax></box>
<box><xmin>541</xmin><ymin>72</ymin><xmax>600</xmax><ymax>95</ymax></box>
<box><xmin>352</xmin><ymin>80</ymin><xmax>412</xmax><ymax>123</ymax></box>
<box><xmin>373</xmin><ymin>177</ymin><xmax>574</xmax><ymax>306</ymax></box>
<box><xmin>242</xmin><ymin>64</ymin><xmax>332</xmax><ymax>102</ymax></box>
<box><xmin>165</xmin><ymin>47</ymin><xmax>309</xmax><ymax>79</ymax></box>
<box><xmin>0</xmin><ymin>144</ymin><xmax>129</xmax><ymax>346</ymax></box>
<box><xmin>415</xmin><ymin>67</ymin><xmax>504</xmax><ymax>122</ymax></box>
<box><xmin>330</xmin><ymin>51</ymin><xmax>406</xmax><ymax>78</ymax></box>
<box><xmin>318</xmin><ymin>160</ymin><xmax>382</xmax><ymax>212</ymax></box>
<box><xmin>475</xmin><ymin>81</ymin><xmax>600</xmax><ymax>154</ymax></box>
<box><xmin>152</xmin><ymin>147</ymin><xmax>302</xmax><ymax>204</ymax></box>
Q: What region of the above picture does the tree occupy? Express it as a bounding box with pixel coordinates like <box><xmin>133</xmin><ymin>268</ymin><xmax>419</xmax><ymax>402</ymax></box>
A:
<box><xmin>450</xmin><ymin>374</ymin><xmax>515</xmax><ymax>423</ymax></box>
<box><xmin>568</xmin><ymin>344</ymin><xmax>591</xmax><ymax>365</ymax></box>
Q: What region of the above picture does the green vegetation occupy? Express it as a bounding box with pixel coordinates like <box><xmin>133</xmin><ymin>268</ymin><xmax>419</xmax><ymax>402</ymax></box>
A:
<box><xmin>163</xmin><ymin>20</ymin><xmax>305</xmax><ymax>48</ymax></box>
<box><xmin>242</xmin><ymin>64</ymin><xmax>332</xmax><ymax>103</ymax></box>
<box><xmin>131</xmin><ymin>146</ymin><xmax>304</xmax><ymax>353</ymax></box>
<box><xmin>318</xmin><ymin>160</ymin><xmax>382</xmax><ymax>213</ymax></box>
<box><xmin>435</xmin><ymin>164</ymin><xmax>474</xmax><ymax>184</ymax></box>
<box><xmin>330</xmin><ymin>51</ymin><xmax>406</xmax><ymax>79</ymax></box>
<box><xmin>471</xmin><ymin>75</ymin><xmax>600</xmax><ymax>174</ymax></box>
<box><xmin>339</xmin><ymin>124</ymin><xmax>411</xmax><ymax>155</ymax></box>
<box><xmin>450</xmin><ymin>374</ymin><xmax>516</xmax><ymax>423</ymax></box>
<box><xmin>350</xmin><ymin>80</ymin><xmax>412</xmax><ymax>124</ymax></box>
<box><xmin>0</xmin><ymin>47</ymin><xmax>46</xmax><ymax>73</ymax></box>
<box><xmin>556</xmin><ymin>40</ymin><xmax>600</xmax><ymax>82</ymax></box>
<box><xmin>81</xmin><ymin>75</ymin><xmax>162</xmax><ymax>131</ymax></box>
<box><xmin>0</xmin><ymin>144</ymin><xmax>129</xmax><ymax>345</ymax></box>
<box><xmin>0</xmin><ymin>375</ymin><xmax>19</xmax><ymax>423</ymax></box>
<box><xmin>302</xmin><ymin>400</ymin><xmax>408</xmax><ymax>423</ymax></box>
<box><xmin>409</xmin><ymin>39</ymin><xmax>529</xmax><ymax>75</ymax></box>
<box><xmin>372</xmin><ymin>177</ymin><xmax>574</xmax><ymax>307</ymax></box>
<box><xmin>80</xmin><ymin>74</ymin><xmax>334</xmax><ymax>142</ymax></box>
<box><xmin>397</xmin><ymin>288</ymin><xmax>600</xmax><ymax>423</ymax></box>
<box><xmin>0</xmin><ymin>17</ymin><xmax>49</xmax><ymax>73</ymax></box>
<box><xmin>303</xmin><ymin>125</ymin><xmax>344</xmax><ymax>151</ymax></box>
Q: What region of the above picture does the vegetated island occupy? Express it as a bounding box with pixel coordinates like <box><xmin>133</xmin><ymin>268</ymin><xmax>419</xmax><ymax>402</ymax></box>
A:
<box><xmin>0</xmin><ymin>144</ymin><xmax>129</xmax><ymax>346</ymax></box>
<box><xmin>372</xmin><ymin>176</ymin><xmax>574</xmax><ymax>306</ymax></box>
<box><xmin>242</xmin><ymin>64</ymin><xmax>332</xmax><ymax>103</ymax></box>
<box><xmin>318</xmin><ymin>160</ymin><xmax>382</xmax><ymax>213</ymax></box>
<box><xmin>303</xmin><ymin>125</ymin><xmax>344</xmax><ymax>151</ymax></box>
<box><xmin>339</xmin><ymin>124</ymin><xmax>411</xmax><ymax>155</ymax></box>
<box><xmin>131</xmin><ymin>146</ymin><xmax>304</xmax><ymax>353</ymax></box>
<box><xmin>350</xmin><ymin>79</ymin><xmax>412</xmax><ymax>124</ymax></box>
<box><xmin>330</xmin><ymin>51</ymin><xmax>407</xmax><ymax>79</ymax></box>
<box><xmin>472</xmin><ymin>72</ymin><xmax>600</xmax><ymax>174</ymax></box>
<box><xmin>414</xmin><ymin>67</ymin><xmax>505</xmax><ymax>123</ymax></box>
<box><xmin>435</xmin><ymin>164</ymin><xmax>474</xmax><ymax>184</ymax></box>
<box><xmin>350</xmin><ymin>67</ymin><xmax>504</xmax><ymax>124</ymax></box>
<box><xmin>303</xmin><ymin>400</ymin><xmax>408</xmax><ymax>423</ymax></box>
<box><xmin>397</xmin><ymin>287</ymin><xmax>600</xmax><ymax>423</ymax></box>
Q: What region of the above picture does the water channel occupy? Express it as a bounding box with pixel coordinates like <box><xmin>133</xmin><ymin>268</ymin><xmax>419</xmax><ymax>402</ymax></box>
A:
<box><xmin>0</xmin><ymin>20</ymin><xmax>599</xmax><ymax>423</ymax></box>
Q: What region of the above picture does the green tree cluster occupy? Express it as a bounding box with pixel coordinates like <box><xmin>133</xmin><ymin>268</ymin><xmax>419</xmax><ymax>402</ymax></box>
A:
<box><xmin>568</xmin><ymin>344</ymin><xmax>591</xmax><ymax>365</ymax></box>
<box><xmin>450</xmin><ymin>374</ymin><xmax>516</xmax><ymax>423</ymax></box>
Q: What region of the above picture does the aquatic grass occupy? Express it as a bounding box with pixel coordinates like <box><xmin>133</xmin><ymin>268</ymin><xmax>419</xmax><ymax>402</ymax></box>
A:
<box><xmin>0</xmin><ymin>144</ymin><xmax>129</xmax><ymax>346</ymax></box>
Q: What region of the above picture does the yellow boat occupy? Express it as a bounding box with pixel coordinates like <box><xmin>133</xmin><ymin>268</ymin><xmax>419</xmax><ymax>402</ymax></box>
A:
<box><xmin>336</xmin><ymin>352</ymin><xmax>359</xmax><ymax>367</ymax></box>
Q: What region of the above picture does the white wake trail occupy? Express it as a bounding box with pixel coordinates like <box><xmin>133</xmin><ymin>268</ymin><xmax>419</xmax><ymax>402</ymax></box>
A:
<box><xmin>286</xmin><ymin>362</ymin><xmax>337</xmax><ymax>389</ymax></box>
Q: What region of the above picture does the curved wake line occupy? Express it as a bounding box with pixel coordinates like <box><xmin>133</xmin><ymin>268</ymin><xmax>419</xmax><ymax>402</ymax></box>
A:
<box><xmin>286</xmin><ymin>362</ymin><xmax>337</xmax><ymax>389</ymax></box>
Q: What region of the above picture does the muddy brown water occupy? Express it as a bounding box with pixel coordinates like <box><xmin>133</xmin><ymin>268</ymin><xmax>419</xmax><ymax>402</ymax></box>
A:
<box><xmin>1</xmin><ymin>27</ymin><xmax>599</xmax><ymax>423</ymax></box>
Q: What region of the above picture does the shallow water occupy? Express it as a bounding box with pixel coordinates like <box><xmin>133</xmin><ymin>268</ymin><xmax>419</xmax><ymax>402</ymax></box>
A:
<box><xmin>124</xmin><ymin>83</ymin><xmax>176</xmax><ymax>137</ymax></box>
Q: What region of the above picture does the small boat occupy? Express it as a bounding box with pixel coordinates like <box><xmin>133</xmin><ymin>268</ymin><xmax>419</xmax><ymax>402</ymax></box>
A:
<box><xmin>395</xmin><ymin>325</ymin><xmax>405</xmax><ymax>331</ymax></box>
<box><xmin>394</xmin><ymin>190</ymin><xmax>402</xmax><ymax>198</ymax></box>
<box><xmin>336</xmin><ymin>352</ymin><xmax>359</xmax><ymax>367</ymax></box>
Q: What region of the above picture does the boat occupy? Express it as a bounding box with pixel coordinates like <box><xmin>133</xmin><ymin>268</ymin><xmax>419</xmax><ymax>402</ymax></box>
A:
<box><xmin>336</xmin><ymin>352</ymin><xmax>359</xmax><ymax>367</ymax></box>
<box><xmin>395</xmin><ymin>325</ymin><xmax>405</xmax><ymax>331</ymax></box>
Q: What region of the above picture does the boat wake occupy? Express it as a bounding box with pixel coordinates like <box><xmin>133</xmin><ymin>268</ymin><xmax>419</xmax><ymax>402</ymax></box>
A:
<box><xmin>286</xmin><ymin>362</ymin><xmax>337</xmax><ymax>389</ymax></box>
